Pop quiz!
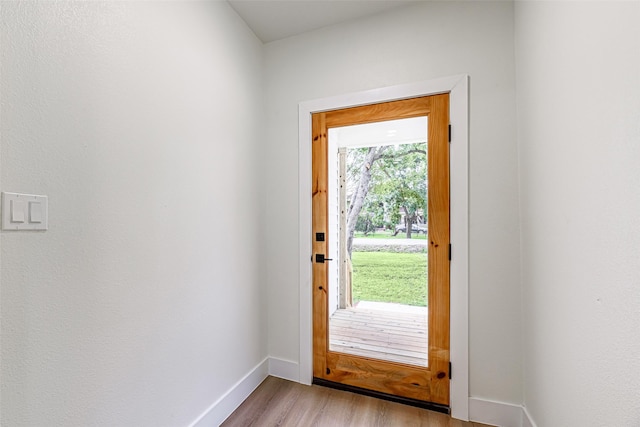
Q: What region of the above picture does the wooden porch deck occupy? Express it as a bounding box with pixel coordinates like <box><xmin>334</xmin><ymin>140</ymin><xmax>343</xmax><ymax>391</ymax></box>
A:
<box><xmin>329</xmin><ymin>301</ymin><xmax>428</xmax><ymax>367</ymax></box>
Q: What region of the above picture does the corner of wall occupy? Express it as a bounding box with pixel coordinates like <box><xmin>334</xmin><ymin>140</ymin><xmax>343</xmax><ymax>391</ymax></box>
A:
<box><xmin>522</xmin><ymin>406</ymin><xmax>537</xmax><ymax>427</ymax></box>
<box><xmin>189</xmin><ymin>358</ymin><xmax>269</xmax><ymax>427</ymax></box>
<box><xmin>469</xmin><ymin>398</ymin><xmax>524</xmax><ymax>427</ymax></box>
<box><xmin>188</xmin><ymin>357</ymin><xmax>301</xmax><ymax>427</ymax></box>
<box><xmin>268</xmin><ymin>357</ymin><xmax>299</xmax><ymax>383</ymax></box>
<box><xmin>468</xmin><ymin>398</ymin><xmax>538</xmax><ymax>427</ymax></box>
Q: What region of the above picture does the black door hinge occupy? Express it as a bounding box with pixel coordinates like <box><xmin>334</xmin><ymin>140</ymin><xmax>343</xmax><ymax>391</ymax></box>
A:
<box><xmin>448</xmin><ymin>244</ymin><xmax>452</xmax><ymax>261</ymax></box>
<box><xmin>448</xmin><ymin>124</ymin><xmax>452</xmax><ymax>143</ymax></box>
<box><xmin>449</xmin><ymin>362</ymin><xmax>452</xmax><ymax>379</ymax></box>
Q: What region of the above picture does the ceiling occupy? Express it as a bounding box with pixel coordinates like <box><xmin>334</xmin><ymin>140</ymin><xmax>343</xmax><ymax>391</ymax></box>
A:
<box><xmin>227</xmin><ymin>0</ymin><xmax>415</xmax><ymax>43</ymax></box>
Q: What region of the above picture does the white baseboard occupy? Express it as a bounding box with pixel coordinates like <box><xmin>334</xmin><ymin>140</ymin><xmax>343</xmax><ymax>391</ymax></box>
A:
<box><xmin>522</xmin><ymin>406</ymin><xmax>537</xmax><ymax>427</ymax></box>
<box><xmin>268</xmin><ymin>357</ymin><xmax>299</xmax><ymax>382</ymax></box>
<box><xmin>188</xmin><ymin>357</ymin><xmax>301</xmax><ymax>427</ymax></box>
<box><xmin>469</xmin><ymin>397</ymin><xmax>524</xmax><ymax>427</ymax></box>
<box><xmin>188</xmin><ymin>358</ymin><xmax>538</xmax><ymax>427</ymax></box>
<box><xmin>189</xmin><ymin>357</ymin><xmax>269</xmax><ymax>427</ymax></box>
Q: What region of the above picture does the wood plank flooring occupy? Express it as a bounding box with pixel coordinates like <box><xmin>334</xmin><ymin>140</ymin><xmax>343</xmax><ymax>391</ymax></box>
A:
<box><xmin>222</xmin><ymin>376</ymin><xmax>494</xmax><ymax>427</ymax></box>
<box><xmin>329</xmin><ymin>302</ymin><xmax>428</xmax><ymax>367</ymax></box>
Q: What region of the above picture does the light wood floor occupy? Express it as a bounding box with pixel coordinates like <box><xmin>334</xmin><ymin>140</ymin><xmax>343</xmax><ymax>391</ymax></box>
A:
<box><xmin>329</xmin><ymin>301</ymin><xmax>428</xmax><ymax>367</ymax></box>
<box><xmin>222</xmin><ymin>376</ymin><xmax>494</xmax><ymax>427</ymax></box>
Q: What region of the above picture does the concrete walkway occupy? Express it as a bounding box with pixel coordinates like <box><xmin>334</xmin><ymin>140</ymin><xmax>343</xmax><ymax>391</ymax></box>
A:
<box><xmin>353</xmin><ymin>238</ymin><xmax>426</xmax><ymax>246</ymax></box>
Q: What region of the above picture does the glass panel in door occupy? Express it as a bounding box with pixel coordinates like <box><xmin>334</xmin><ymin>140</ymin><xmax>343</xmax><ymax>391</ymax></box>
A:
<box><xmin>326</xmin><ymin>117</ymin><xmax>429</xmax><ymax>368</ymax></box>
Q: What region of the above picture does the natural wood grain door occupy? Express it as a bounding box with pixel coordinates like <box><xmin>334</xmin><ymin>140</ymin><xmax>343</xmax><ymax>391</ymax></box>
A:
<box><xmin>312</xmin><ymin>94</ymin><xmax>450</xmax><ymax>406</ymax></box>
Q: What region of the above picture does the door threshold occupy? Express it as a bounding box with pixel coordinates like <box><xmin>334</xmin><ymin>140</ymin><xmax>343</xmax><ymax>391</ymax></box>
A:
<box><xmin>312</xmin><ymin>377</ymin><xmax>450</xmax><ymax>415</ymax></box>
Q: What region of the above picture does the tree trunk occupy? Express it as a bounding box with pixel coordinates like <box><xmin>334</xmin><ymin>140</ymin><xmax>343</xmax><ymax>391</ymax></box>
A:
<box><xmin>346</xmin><ymin>147</ymin><xmax>385</xmax><ymax>257</ymax></box>
<box><xmin>402</xmin><ymin>206</ymin><xmax>415</xmax><ymax>239</ymax></box>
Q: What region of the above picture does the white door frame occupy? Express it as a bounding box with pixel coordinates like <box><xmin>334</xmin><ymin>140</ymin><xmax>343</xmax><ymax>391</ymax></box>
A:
<box><xmin>298</xmin><ymin>75</ymin><xmax>470</xmax><ymax>420</ymax></box>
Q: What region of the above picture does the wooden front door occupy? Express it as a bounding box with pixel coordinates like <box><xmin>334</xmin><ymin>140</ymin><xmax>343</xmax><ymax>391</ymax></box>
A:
<box><xmin>311</xmin><ymin>94</ymin><xmax>450</xmax><ymax>407</ymax></box>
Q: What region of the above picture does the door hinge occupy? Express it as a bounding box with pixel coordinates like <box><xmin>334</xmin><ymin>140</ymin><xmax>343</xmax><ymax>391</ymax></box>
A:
<box><xmin>448</xmin><ymin>243</ymin><xmax>452</xmax><ymax>261</ymax></box>
<box><xmin>448</xmin><ymin>124</ymin><xmax>452</xmax><ymax>143</ymax></box>
<box><xmin>449</xmin><ymin>362</ymin><xmax>452</xmax><ymax>379</ymax></box>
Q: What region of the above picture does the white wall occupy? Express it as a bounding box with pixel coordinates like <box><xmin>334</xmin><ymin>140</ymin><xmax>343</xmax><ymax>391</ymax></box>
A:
<box><xmin>264</xmin><ymin>1</ymin><xmax>522</xmax><ymax>404</ymax></box>
<box><xmin>0</xmin><ymin>2</ymin><xmax>266</xmax><ymax>426</ymax></box>
<box><xmin>515</xmin><ymin>2</ymin><xmax>640</xmax><ymax>426</ymax></box>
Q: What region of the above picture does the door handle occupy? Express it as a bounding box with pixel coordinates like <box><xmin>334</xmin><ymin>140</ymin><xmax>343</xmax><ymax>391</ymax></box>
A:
<box><xmin>315</xmin><ymin>254</ymin><xmax>333</xmax><ymax>263</ymax></box>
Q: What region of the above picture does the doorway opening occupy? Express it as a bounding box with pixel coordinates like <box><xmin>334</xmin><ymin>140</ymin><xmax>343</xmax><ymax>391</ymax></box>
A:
<box><xmin>312</xmin><ymin>94</ymin><xmax>450</xmax><ymax>406</ymax></box>
<box><xmin>326</xmin><ymin>118</ymin><xmax>429</xmax><ymax>367</ymax></box>
<box><xmin>300</xmin><ymin>75</ymin><xmax>469</xmax><ymax>418</ymax></box>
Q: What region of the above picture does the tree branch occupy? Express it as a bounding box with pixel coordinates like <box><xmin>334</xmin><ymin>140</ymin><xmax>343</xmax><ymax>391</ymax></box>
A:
<box><xmin>372</xmin><ymin>145</ymin><xmax>390</xmax><ymax>161</ymax></box>
<box><xmin>381</xmin><ymin>148</ymin><xmax>426</xmax><ymax>160</ymax></box>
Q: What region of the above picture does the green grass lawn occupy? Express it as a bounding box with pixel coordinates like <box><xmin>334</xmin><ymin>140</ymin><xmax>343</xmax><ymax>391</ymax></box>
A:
<box><xmin>351</xmin><ymin>251</ymin><xmax>427</xmax><ymax>307</ymax></box>
<box><xmin>354</xmin><ymin>231</ymin><xmax>427</xmax><ymax>240</ymax></box>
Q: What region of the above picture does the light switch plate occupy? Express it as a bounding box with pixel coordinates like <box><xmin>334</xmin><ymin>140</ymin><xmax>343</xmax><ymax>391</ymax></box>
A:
<box><xmin>2</xmin><ymin>192</ymin><xmax>48</xmax><ymax>230</ymax></box>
